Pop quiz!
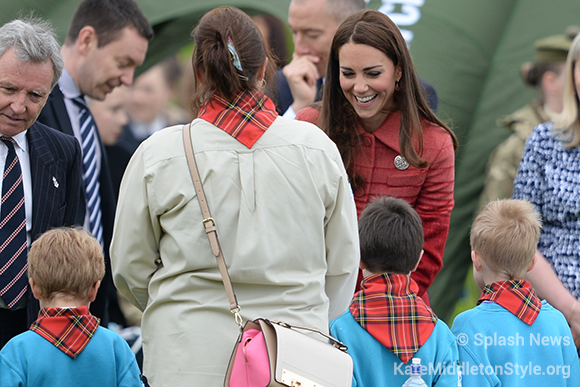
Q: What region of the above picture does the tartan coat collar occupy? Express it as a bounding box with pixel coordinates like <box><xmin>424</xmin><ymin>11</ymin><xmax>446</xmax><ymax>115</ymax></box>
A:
<box><xmin>350</xmin><ymin>273</ymin><xmax>437</xmax><ymax>363</ymax></box>
<box><xmin>478</xmin><ymin>280</ymin><xmax>541</xmax><ymax>325</ymax></box>
<box><xmin>29</xmin><ymin>305</ymin><xmax>100</xmax><ymax>358</ymax></box>
<box><xmin>198</xmin><ymin>90</ymin><xmax>278</xmax><ymax>148</ymax></box>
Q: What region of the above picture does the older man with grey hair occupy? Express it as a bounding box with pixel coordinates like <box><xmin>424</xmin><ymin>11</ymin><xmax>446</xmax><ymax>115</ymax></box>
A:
<box><xmin>0</xmin><ymin>17</ymin><xmax>84</xmax><ymax>349</ymax></box>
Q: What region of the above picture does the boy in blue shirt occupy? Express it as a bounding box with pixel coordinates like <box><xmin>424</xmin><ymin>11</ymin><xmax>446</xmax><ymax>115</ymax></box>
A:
<box><xmin>452</xmin><ymin>199</ymin><xmax>580</xmax><ymax>386</ymax></box>
<box><xmin>0</xmin><ymin>228</ymin><xmax>143</xmax><ymax>387</ymax></box>
<box><xmin>330</xmin><ymin>197</ymin><xmax>460</xmax><ymax>387</ymax></box>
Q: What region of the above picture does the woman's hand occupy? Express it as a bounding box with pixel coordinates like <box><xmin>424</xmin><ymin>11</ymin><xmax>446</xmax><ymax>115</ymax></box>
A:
<box><xmin>526</xmin><ymin>250</ymin><xmax>580</xmax><ymax>348</ymax></box>
<box><xmin>568</xmin><ymin>300</ymin><xmax>580</xmax><ymax>347</ymax></box>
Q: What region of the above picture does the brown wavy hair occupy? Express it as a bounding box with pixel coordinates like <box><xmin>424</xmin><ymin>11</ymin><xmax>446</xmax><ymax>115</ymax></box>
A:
<box><xmin>319</xmin><ymin>9</ymin><xmax>457</xmax><ymax>188</ymax></box>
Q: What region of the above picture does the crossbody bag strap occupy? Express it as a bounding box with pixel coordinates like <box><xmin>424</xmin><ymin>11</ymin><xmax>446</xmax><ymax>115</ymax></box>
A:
<box><xmin>182</xmin><ymin>123</ymin><xmax>243</xmax><ymax>327</ymax></box>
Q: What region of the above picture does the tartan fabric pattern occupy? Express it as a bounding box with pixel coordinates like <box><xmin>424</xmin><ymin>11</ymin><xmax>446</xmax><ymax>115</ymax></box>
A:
<box><xmin>350</xmin><ymin>273</ymin><xmax>437</xmax><ymax>363</ymax></box>
<box><xmin>478</xmin><ymin>280</ymin><xmax>541</xmax><ymax>325</ymax></box>
<box><xmin>198</xmin><ymin>90</ymin><xmax>278</xmax><ymax>148</ymax></box>
<box><xmin>30</xmin><ymin>306</ymin><xmax>100</xmax><ymax>358</ymax></box>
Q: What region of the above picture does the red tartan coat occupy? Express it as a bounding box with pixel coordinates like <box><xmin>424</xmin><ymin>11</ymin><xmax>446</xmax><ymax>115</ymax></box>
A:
<box><xmin>296</xmin><ymin>108</ymin><xmax>455</xmax><ymax>297</ymax></box>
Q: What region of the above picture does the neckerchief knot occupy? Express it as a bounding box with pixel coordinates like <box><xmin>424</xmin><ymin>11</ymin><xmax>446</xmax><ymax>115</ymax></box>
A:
<box><xmin>198</xmin><ymin>90</ymin><xmax>278</xmax><ymax>148</ymax></box>
<box><xmin>350</xmin><ymin>273</ymin><xmax>437</xmax><ymax>363</ymax></box>
<box><xmin>30</xmin><ymin>306</ymin><xmax>100</xmax><ymax>358</ymax></box>
<box><xmin>478</xmin><ymin>280</ymin><xmax>541</xmax><ymax>325</ymax></box>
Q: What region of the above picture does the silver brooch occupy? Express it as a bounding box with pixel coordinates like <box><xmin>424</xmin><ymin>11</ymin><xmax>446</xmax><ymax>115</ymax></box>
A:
<box><xmin>394</xmin><ymin>155</ymin><xmax>409</xmax><ymax>170</ymax></box>
<box><xmin>52</xmin><ymin>176</ymin><xmax>59</xmax><ymax>188</ymax></box>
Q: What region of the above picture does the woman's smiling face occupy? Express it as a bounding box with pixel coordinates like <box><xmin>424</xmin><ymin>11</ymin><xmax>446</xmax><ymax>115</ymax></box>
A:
<box><xmin>338</xmin><ymin>42</ymin><xmax>401</xmax><ymax>133</ymax></box>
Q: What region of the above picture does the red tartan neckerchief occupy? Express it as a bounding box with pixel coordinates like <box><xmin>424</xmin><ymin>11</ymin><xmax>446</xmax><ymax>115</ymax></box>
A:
<box><xmin>350</xmin><ymin>273</ymin><xmax>437</xmax><ymax>363</ymax></box>
<box><xmin>29</xmin><ymin>306</ymin><xmax>100</xmax><ymax>358</ymax></box>
<box><xmin>198</xmin><ymin>90</ymin><xmax>278</xmax><ymax>148</ymax></box>
<box><xmin>478</xmin><ymin>280</ymin><xmax>541</xmax><ymax>325</ymax></box>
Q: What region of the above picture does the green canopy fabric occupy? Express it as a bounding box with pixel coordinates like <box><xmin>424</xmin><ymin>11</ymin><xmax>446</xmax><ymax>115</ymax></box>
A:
<box><xmin>0</xmin><ymin>0</ymin><xmax>291</xmax><ymax>72</ymax></box>
<box><xmin>2</xmin><ymin>0</ymin><xmax>580</xmax><ymax>318</ymax></box>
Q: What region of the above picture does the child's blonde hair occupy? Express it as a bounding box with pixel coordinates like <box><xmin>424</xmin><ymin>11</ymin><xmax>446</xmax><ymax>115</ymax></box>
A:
<box><xmin>28</xmin><ymin>227</ymin><xmax>105</xmax><ymax>300</ymax></box>
<box><xmin>470</xmin><ymin>199</ymin><xmax>541</xmax><ymax>278</ymax></box>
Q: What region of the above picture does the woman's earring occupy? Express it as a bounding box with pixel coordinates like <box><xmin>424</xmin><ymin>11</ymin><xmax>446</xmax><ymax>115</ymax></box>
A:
<box><xmin>261</xmin><ymin>78</ymin><xmax>267</xmax><ymax>89</ymax></box>
<box><xmin>395</xmin><ymin>80</ymin><xmax>400</xmax><ymax>91</ymax></box>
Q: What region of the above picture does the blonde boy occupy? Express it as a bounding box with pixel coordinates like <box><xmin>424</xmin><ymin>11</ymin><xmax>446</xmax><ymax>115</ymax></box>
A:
<box><xmin>0</xmin><ymin>228</ymin><xmax>142</xmax><ymax>387</ymax></box>
<box><xmin>452</xmin><ymin>199</ymin><xmax>580</xmax><ymax>386</ymax></box>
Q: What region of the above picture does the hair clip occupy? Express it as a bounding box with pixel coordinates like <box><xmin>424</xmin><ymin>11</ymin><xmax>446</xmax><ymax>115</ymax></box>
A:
<box><xmin>227</xmin><ymin>37</ymin><xmax>248</xmax><ymax>80</ymax></box>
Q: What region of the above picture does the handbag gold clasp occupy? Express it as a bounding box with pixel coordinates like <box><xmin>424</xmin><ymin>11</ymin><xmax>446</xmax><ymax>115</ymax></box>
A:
<box><xmin>231</xmin><ymin>306</ymin><xmax>244</xmax><ymax>329</ymax></box>
<box><xmin>281</xmin><ymin>369</ymin><xmax>320</xmax><ymax>387</ymax></box>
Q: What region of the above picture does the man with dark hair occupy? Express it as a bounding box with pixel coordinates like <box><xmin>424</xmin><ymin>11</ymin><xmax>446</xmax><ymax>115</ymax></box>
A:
<box><xmin>330</xmin><ymin>197</ymin><xmax>459</xmax><ymax>387</ymax></box>
<box><xmin>0</xmin><ymin>17</ymin><xmax>84</xmax><ymax>348</ymax></box>
<box><xmin>38</xmin><ymin>0</ymin><xmax>154</xmax><ymax>325</ymax></box>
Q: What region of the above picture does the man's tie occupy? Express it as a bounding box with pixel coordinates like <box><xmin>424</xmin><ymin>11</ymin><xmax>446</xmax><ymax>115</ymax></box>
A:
<box><xmin>72</xmin><ymin>97</ymin><xmax>104</xmax><ymax>247</ymax></box>
<box><xmin>0</xmin><ymin>137</ymin><xmax>28</xmax><ymax>310</ymax></box>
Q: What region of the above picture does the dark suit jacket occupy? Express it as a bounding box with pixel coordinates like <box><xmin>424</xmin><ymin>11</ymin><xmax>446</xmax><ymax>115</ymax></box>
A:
<box><xmin>25</xmin><ymin>121</ymin><xmax>84</xmax><ymax>322</ymax></box>
<box><xmin>272</xmin><ymin>69</ymin><xmax>439</xmax><ymax>115</ymax></box>
<box><xmin>116</xmin><ymin>126</ymin><xmax>142</xmax><ymax>155</ymax></box>
<box><xmin>273</xmin><ymin>69</ymin><xmax>323</xmax><ymax>116</ymax></box>
<box><xmin>38</xmin><ymin>86</ymin><xmax>116</xmax><ymax>324</ymax></box>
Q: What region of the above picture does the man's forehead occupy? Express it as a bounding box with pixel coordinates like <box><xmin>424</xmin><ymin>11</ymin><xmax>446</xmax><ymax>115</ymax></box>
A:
<box><xmin>0</xmin><ymin>50</ymin><xmax>53</xmax><ymax>90</ymax></box>
<box><xmin>288</xmin><ymin>0</ymin><xmax>333</xmax><ymax>25</ymax></box>
<box><xmin>100</xmin><ymin>27</ymin><xmax>148</xmax><ymax>66</ymax></box>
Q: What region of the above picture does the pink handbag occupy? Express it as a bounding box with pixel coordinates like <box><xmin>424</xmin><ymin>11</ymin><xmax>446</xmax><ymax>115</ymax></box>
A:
<box><xmin>229</xmin><ymin>328</ymin><xmax>270</xmax><ymax>387</ymax></box>
<box><xmin>183</xmin><ymin>123</ymin><xmax>353</xmax><ymax>387</ymax></box>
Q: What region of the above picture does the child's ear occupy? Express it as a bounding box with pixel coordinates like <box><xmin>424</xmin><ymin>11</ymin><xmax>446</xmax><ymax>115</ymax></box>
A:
<box><xmin>359</xmin><ymin>260</ymin><xmax>366</xmax><ymax>270</ymax></box>
<box><xmin>28</xmin><ymin>278</ymin><xmax>43</xmax><ymax>301</ymax></box>
<box><xmin>527</xmin><ymin>252</ymin><xmax>538</xmax><ymax>272</ymax></box>
<box><xmin>88</xmin><ymin>280</ymin><xmax>102</xmax><ymax>303</ymax></box>
<box><xmin>411</xmin><ymin>250</ymin><xmax>424</xmax><ymax>272</ymax></box>
<box><xmin>471</xmin><ymin>251</ymin><xmax>483</xmax><ymax>272</ymax></box>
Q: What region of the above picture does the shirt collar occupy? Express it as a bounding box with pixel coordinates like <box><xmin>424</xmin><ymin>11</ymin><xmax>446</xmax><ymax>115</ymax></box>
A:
<box><xmin>8</xmin><ymin>130</ymin><xmax>28</xmax><ymax>153</ymax></box>
<box><xmin>58</xmin><ymin>68</ymin><xmax>82</xmax><ymax>100</ymax></box>
<box><xmin>357</xmin><ymin>110</ymin><xmax>403</xmax><ymax>151</ymax></box>
<box><xmin>129</xmin><ymin>114</ymin><xmax>168</xmax><ymax>140</ymax></box>
<box><xmin>478</xmin><ymin>280</ymin><xmax>541</xmax><ymax>325</ymax></box>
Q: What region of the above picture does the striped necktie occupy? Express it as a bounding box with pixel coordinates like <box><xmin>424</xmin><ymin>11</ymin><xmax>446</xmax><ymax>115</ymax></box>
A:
<box><xmin>0</xmin><ymin>137</ymin><xmax>28</xmax><ymax>310</ymax></box>
<box><xmin>71</xmin><ymin>97</ymin><xmax>103</xmax><ymax>247</ymax></box>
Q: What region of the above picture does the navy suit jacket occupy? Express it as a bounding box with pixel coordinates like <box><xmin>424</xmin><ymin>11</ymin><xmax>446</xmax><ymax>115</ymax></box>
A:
<box><xmin>273</xmin><ymin>69</ymin><xmax>323</xmax><ymax>116</ymax></box>
<box><xmin>25</xmin><ymin>121</ymin><xmax>84</xmax><ymax>322</ymax></box>
<box><xmin>38</xmin><ymin>85</ymin><xmax>116</xmax><ymax>324</ymax></box>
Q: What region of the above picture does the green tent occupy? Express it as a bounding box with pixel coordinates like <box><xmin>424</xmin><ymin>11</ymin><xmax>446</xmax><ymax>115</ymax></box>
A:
<box><xmin>2</xmin><ymin>0</ymin><xmax>579</xmax><ymax>320</ymax></box>
<box><xmin>0</xmin><ymin>0</ymin><xmax>292</xmax><ymax>70</ymax></box>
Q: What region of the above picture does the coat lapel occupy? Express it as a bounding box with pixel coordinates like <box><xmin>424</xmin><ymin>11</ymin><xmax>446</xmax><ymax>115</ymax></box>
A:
<box><xmin>27</xmin><ymin>124</ymin><xmax>57</xmax><ymax>240</ymax></box>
